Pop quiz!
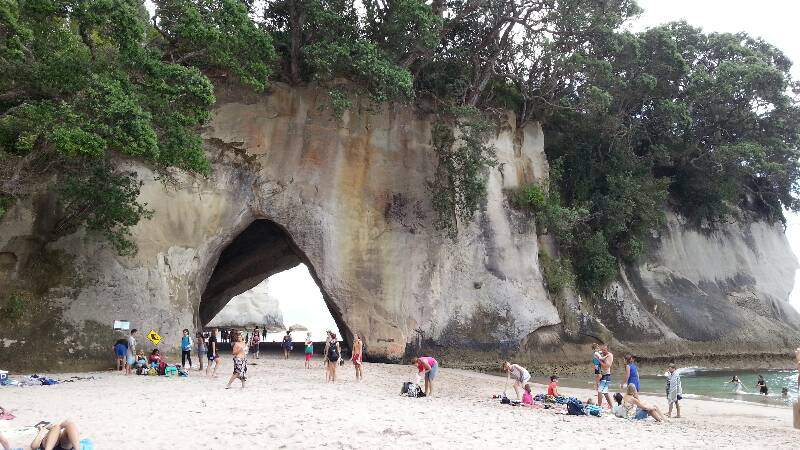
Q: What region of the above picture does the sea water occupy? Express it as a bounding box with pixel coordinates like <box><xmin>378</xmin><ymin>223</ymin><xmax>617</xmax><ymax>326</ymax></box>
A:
<box><xmin>550</xmin><ymin>368</ymin><xmax>799</xmax><ymax>407</ymax></box>
<box><xmin>637</xmin><ymin>368</ymin><xmax>799</xmax><ymax>407</ymax></box>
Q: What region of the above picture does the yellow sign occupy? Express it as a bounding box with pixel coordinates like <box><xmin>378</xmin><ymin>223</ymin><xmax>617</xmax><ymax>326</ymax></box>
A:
<box><xmin>147</xmin><ymin>329</ymin><xmax>162</xmax><ymax>346</ymax></box>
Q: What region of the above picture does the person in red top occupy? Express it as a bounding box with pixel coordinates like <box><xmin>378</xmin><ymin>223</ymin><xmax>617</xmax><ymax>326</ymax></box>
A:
<box><xmin>411</xmin><ymin>356</ymin><xmax>438</xmax><ymax>397</ymax></box>
<box><xmin>547</xmin><ymin>375</ymin><xmax>561</xmax><ymax>397</ymax></box>
<box><xmin>148</xmin><ymin>349</ymin><xmax>167</xmax><ymax>375</ymax></box>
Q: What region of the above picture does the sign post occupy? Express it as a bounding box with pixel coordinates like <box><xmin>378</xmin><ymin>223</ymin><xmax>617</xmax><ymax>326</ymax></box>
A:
<box><xmin>147</xmin><ymin>329</ymin><xmax>162</xmax><ymax>346</ymax></box>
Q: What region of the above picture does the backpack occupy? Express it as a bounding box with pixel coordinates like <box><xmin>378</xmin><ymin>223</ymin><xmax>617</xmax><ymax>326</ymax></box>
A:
<box><xmin>327</xmin><ymin>343</ymin><xmax>339</xmax><ymax>361</ymax></box>
<box><xmin>401</xmin><ymin>382</ymin><xmax>424</xmax><ymax>398</ymax></box>
<box><xmin>566</xmin><ymin>399</ymin><xmax>585</xmax><ymax>415</ymax></box>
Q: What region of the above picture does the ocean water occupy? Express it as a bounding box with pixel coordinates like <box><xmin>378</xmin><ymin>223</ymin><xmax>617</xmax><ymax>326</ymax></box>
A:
<box><xmin>637</xmin><ymin>368</ymin><xmax>799</xmax><ymax>407</ymax></box>
<box><xmin>552</xmin><ymin>368</ymin><xmax>799</xmax><ymax>407</ymax></box>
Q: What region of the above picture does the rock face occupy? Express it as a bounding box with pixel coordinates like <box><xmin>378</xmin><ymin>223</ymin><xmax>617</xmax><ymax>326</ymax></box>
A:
<box><xmin>206</xmin><ymin>279</ymin><xmax>284</xmax><ymax>331</ymax></box>
<box><xmin>1</xmin><ymin>84</ymin><xmax>798</xmax><ymax>371</ymax></box>
<box><xmin>0</xmin><ymin>84</ymin><xmax>556</xmax><ymax>370</ymax></box>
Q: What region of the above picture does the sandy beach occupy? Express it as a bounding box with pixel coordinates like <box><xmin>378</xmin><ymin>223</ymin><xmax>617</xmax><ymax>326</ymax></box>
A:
<box><xmin>0</xmin><ymin>354</ymin><xmax>797</xmax><ymax>449</ymax></box>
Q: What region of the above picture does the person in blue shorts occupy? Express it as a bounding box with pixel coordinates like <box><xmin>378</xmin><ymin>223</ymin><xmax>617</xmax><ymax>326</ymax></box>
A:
<box><xmin>113</xmin><ymin>339</ymin><xmax>127</xmax><ymax>371</ymax></box>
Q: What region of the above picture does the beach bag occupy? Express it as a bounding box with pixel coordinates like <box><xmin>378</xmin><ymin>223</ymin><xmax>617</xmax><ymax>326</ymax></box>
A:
<box><xmin>401</xmin><ymin>382</ymin><xmax>424</xmax><ymax>398</ymax></box>
<box><xmin>566</xmin><ymin>399</ymin><xmax>585</xmax><ymax>415</ymax></box>
<box><xmin>583</xmin><ymin>405</ymin><xmax>603</xmax><ymax>417</ymax></box>
<box><xmin>164</xmin><ymin>366</ymin><xmax>178</xmax><ymax>377</ymax></box>
<box><xmin>147</xmin><ymin>367</ymin><xmax>157</xmax><ymax>376</ymax></box>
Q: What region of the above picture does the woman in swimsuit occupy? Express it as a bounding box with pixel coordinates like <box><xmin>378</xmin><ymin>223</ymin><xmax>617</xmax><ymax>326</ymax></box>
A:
<box><xmin>728</xmin><ymin>375</ymin><xmax>745</xmax><ymax>393</ymax></box>
<box><xmin>502</xmin><ymin>361</ymin><xmax>531</xmax><ymax>400</ymax></box>
<box><xmin>30</xmin><ymin>419</ymin><xmax>81</xmax><ymax>450</ymax></box>
<box><xmin>352</xmin><ymin>333</ymin><xmax>364</xmax><ymax>381</ymax></box>
<box><xmin>225</xmin><ymin>333</ymin><xmax>247</xmax><ymax>389</ymax></box>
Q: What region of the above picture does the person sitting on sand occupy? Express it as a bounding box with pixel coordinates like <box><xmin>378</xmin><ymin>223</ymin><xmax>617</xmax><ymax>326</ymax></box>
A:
<box><xmin>226</xmin><ymin>333</ymin><xmax>247</xmax><ymax>389</ymax></box>
<box><xmin>412</xmin><ymin>356</ymin><xmax>439</xmax><ymax>397</ymax></box>
<box><xmin>502</xmin><ymin>361</ymin><xmax>531</xmax><ymax>400</ymax></box>
<box><xmin>148</xmin><ymin>349</ymin><xmax>167</xmax><ymax>375</ymax></box>
<box><xmin>30</xmin><ymin>419</ymin><xmax>81</xmax><ymax>450</ymax></box>
<box><xmin>612</xmin><ymin>392</ymin><xmax>626</xmax><ymax>418</ymax></box>
<box><xmin>623</xmin><ymin>384</ymin><xmax>665</xmax><ymax>422</ymax></box>
<box><xmin>521</xmin><ymin>384</ymin><xmax>534</xmax><ymax>406</ymax></box>
<box><xmin>666</xmin><ymin>364</ymin><xmax>682</xmax><ymax>418</ymax></box>
<box><xmin>352</xmin><ymin>332</ymin><xmax>364</xmax><ymax>381</ymax></box>
<box><xmin>756</xmin><ymin>375</ymin><xmax>768</xmax><ymax>396</ymax></box>
<box><xmin>134</xmin><ymin>350</ymin><xmax>148</xmax><ymax>373</ymax></box>
<box><xmin>547</xmin><ymin>375</ymin><xmax>561</xmax><ymax>397</ymax></box>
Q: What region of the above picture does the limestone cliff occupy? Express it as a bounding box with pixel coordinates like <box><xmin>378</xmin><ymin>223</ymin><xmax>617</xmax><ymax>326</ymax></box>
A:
<box><xmin>206</xmin><ymin>279</ymin><xmax>284</xmax><ymax>330</ymax></box>
<box><xmin>1</xmin><ymin>84</ymin><xmax>798</xmax><ymax>371</ymax></box>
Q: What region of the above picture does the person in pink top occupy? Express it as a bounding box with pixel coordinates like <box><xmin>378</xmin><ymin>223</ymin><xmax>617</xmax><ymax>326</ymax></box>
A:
<box><xmin>411</xmin><ymin>356</ymin><xmax>438</xmax><ymax>397</ymax></box>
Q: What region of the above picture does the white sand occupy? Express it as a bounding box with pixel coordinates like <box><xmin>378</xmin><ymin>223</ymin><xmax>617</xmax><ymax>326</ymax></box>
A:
<box><xmin>0</xmin><ymin>355</ymin><xmax>797</xmax><ymax>449</ymax></box>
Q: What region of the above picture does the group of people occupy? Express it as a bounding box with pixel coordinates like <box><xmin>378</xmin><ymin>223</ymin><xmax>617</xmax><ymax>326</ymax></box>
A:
<box><xmin>499</xmin><ymin>343</ymin><xmax>684</xmax><ymax>422</ymax></box>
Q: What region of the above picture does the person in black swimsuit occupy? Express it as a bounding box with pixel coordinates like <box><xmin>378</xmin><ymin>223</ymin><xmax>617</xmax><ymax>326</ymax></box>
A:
<box><xmin>30</xmin><ymin>419</ymin><xmax>80</xmax><ymax>450</ymax></box>
<box><xmin>756</xmin><ymin>375</ymin><xmax>768</xmax><ymax>395</ymax></box>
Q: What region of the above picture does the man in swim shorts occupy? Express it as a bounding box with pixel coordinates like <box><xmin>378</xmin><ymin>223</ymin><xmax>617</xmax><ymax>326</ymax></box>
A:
<box><xmin>596</xmin><ymin>344</ymin><xmax>614</xmax><ymax>407</ymax></box>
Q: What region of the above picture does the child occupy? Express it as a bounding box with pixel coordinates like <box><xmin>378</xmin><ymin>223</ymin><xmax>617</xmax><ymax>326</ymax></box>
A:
<box><xmin>304</xmin><ymin>333</ymin><xmax>314</xmax><ymax>369</ymax></box>
<box><xmin>591</xmin><ymin>343</ymin><xmax>602</xmax><ymax>389</ymax></box>
<box><xmin>522</xmin><ymin>383</ymin><xmax>534</xmax><ymax>405</ymax></box>
<box><xmin>547</xmin><ymin>375</ymin><xmax>561</xmax><ymax>397</ymax></box>
<box><xmin>612</xmin><ymin>392</ymin><xmax>626</xmax><ymax>418</ymax></box>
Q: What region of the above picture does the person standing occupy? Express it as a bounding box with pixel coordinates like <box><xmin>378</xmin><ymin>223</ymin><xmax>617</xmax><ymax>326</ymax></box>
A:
<box><xmin>195</xmin><ymin>331</ymin><xmax>206</xmax><ymax>371</ymax></box>
<box><xmin>352</xmin><ymin>333</ymin><xmax>364</xmax><ymax>381</ymax></box>
<box><xmin>757</xmin><ymin>374</ymin><xmax>768</xmax><ymax>395</ymax></box>
<box><xmin>411</xmin><ymin>356</ymin><xmax>438</xmax><ymax>397</ymax></box>
<box><xmin>304</xmin><ymin>333</ymin><xmax>314</xmax><ymax>369</ymax></box>
<box><xmin>125</xmin><ymin>329</ymin><xmax>138</xmax><ymax>376</ymax></box>
<box><xmin>666</xmin><ymin>363</ymin><xmax>683</xmax><ymax>418</ymax></box>
<box><xmin>180</xmin><ymin>329</ymin><xmax>193</xmax><ymax>369</ymax></box>
<box><xmin>113</xmin><ymin>338</ymin><xmax>127</xmax><ymax>371</ymax></box>
<box><xmin>226</xmin><ymin>333</ymin><xmax>247</xmax><ymax>389</ymax></box>
<box><xmin>207</xmin><ymin>327</ymin><xmax>220</xmax><ymax>378</ymax></box>
<box><xmin>596</xmin><ymin>344</ymin><xmax>614</xmax><ymax>407</ymax></box>
<box><xmin>501</xmin><ymin>361</ymin><xmax>531</xmax><ymax>400</ymax></box>
<box><xmin>324</xmin><ymin>332</ymin><xmax>341</xmax><ymax>382</ymax></box>
<box><xmin>250</xmin><ymin>327</ymin><xmax>261</xmax><ymax>359</ymax></box>
<box><xmin>624</xmin><ymin>354</ymin><xmax>640</xmax><ymax>392</ymax></box>
<box><xmin>262</xmin><ymin>327</ymin><xmax>267</xmax><ymax>340</ymax></box>
<box><xmin>282</xmin><ymin>330</ymin><xmax>293</xmax><ymax>359</ymax></box>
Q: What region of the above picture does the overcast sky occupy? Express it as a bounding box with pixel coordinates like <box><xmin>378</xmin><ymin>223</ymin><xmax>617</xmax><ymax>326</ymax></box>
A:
<box><xmin>220</xmin><ymin>0</ymin><xmax>800</xmax><ymax>324</ymax></box>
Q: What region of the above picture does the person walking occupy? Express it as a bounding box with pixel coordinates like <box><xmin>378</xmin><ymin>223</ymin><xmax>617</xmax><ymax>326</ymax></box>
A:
<box><xmin>207</xmin><ymin>327</ymin><xmax>220</xmax><ymax>378</ymax></box>
<box><xmin>225</xmin><ymin>333</ymin><xmax>247</xmax><ymax>389</ymax></box>
<box><xmin>757</xmin><ymin>374</ymin><xmax>768</xmax><ymax>395</ymax></box>
<box><xmin>195</xmin><ymin>331</ymin><xmax>206</xmax><ymax>371</ymax></box>
<box><xmin>501</xmin><ymin>361</ymin><xmax>531</xmax><ymax>400</ymax></box>
<box><xmin>304</xmin><ymin>333</ymin><xmax>314</xmax><ymax>369</ymax></box>
<box><xmin>411</xmin><ymin>356</ymin><xmax>438</xmax><ymax>397</ymax></box>
<box><xmin>282</xmin><ymin>330</ymin><xmax>293</xmax><ymax>359</ymax></box>
<box><xmin>180</xmin><ymin>329</ymin><xmax>193</xmax><ymax>369</ymax></box>
<box><xmin>666</xmin><ymin>363</ymin><xmax>683</xmax><ymax>418</ymax></box>
<box><xmin>352</xmin><ymin>333</ymin><xmax>364</xmax><ymax>381</ymax></box>
<box><xmin>250</xmin><ymin>327</ymin><xmax>261</xmax><ymax>359</ymax></box>
<box><xmin>125</xmin><ymin>329</ymin><xmax>138</xmax><ymax>376</ymax></box>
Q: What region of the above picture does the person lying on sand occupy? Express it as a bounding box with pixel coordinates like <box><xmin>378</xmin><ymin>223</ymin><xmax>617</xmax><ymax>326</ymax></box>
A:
<box><xmin>30</xmin><ymin>419</ymin><xmax>81</xmax><ymax>450</ymax></box>
<box><xmin>623</xmin><ymin>384</ymin><xmax>665</xmax><ymax>422</ymax></box>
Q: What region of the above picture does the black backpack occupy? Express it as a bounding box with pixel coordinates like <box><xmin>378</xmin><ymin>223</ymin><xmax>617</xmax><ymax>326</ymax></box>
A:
<box><xmin>566</xmin><ymin>399</ymin><xmax>585</xmax><ymax>415</ymax></box>
<box><xmin>327</xmin><ymin>343</ymin><xmax>339</xmax><ymax>361</ymax></box>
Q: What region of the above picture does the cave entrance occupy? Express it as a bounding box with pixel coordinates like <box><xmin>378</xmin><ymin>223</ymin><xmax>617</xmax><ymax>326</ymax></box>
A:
<box><xmin>200</xmin><ymin>219</ymin><xmax>349</xmax><ymax>348</ymax></box>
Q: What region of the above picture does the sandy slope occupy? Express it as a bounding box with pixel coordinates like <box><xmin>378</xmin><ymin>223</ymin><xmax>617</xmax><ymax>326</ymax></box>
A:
<box><xmin>0</xmin><ymin>355</ymin><xmax>797</xmax><ymax>449</ymax></box>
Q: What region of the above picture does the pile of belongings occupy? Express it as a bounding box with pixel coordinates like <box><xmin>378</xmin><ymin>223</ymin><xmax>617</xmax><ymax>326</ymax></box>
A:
<box><xmin>0</xmin><ymin>374</ymin><xmax>59</xmax><ymax>387</ymax></box>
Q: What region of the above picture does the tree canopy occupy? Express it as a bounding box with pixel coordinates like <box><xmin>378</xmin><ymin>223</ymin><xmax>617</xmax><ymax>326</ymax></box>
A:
<box><xmin>1</xmin><ymin>1</ymin><xmax>798</xmax><ymax>295</ymax></box>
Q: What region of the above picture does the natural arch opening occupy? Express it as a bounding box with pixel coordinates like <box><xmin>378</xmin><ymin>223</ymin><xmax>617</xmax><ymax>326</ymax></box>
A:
<box><xmin>200</xmin><ymin>219</ymin><xmax>350</xmax><ymax>347</ymax></box>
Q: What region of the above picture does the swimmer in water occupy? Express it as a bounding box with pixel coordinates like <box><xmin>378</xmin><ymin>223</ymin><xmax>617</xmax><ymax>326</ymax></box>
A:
<box><xmin>728</xmin><ymin>375</ymin><xmax>745</xmax><ymax>393</ymax></box>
